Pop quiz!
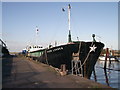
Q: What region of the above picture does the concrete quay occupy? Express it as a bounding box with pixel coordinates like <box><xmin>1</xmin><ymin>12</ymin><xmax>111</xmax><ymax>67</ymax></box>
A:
<box><xmin>2</xmin><ymin>55</ymin><xmax>115</xmax><ymax>89</ymax></box>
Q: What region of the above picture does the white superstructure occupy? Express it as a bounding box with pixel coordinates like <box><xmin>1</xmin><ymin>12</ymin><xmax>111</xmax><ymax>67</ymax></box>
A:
<box><xmin>26</xmin><ymin>45</ymin><xmax>44</xmax><ymax>52</ymax></box>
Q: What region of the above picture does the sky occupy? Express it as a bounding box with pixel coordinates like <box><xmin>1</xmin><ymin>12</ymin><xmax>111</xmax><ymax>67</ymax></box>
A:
<box><xmin>0</xmin><ymin>2</ymin><xmax>2</xmax><ymax>40</ymax></box>
<box><xmin>1</xmin><ymin>2</ymin><xmax>118</xmax><ymax>52</ymax></box>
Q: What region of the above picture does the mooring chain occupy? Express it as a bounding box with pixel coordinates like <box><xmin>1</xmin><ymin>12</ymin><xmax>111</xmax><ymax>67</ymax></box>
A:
<box><xmin>72</xmin><ymin>41</ymin><xmax>95</xmax><ymax>75</ymax></box>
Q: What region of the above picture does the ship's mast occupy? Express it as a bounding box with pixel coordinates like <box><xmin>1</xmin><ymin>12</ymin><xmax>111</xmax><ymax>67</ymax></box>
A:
<box><xmin>36</xmin><ymin>26</ymin><xmax>39</xmax><ymax>45</ymax></box>
<box><xmin>68</xmin><ymin>4</ymin><xmax>72</xmax><ymax>43</ymax></box>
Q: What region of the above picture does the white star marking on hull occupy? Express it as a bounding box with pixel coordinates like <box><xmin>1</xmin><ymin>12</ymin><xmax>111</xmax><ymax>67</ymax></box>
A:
<box><xmin>90</xmin><ymin>45</ymin><xmax>97</xmax><ymax>52</ymax></box>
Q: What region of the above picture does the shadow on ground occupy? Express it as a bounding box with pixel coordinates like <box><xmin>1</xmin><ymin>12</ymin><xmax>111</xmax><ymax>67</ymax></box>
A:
<box><xmin>2</xmin><ymin>55</ymin><xmax>14</xmax><ymax>83</ymax></box>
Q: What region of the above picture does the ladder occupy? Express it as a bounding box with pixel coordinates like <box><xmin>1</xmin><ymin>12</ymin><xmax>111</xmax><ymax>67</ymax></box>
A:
<box><xmin>71</xmin><ymin>52</ymin><xmax>83</xmax><ymax>77</ymax></box>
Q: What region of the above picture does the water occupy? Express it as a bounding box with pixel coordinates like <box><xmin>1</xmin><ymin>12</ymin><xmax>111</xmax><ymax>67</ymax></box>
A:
<box><xmin>90</xmin><ymin>59</ymin><xmax>120</xmax><ymax>89</ymax></box>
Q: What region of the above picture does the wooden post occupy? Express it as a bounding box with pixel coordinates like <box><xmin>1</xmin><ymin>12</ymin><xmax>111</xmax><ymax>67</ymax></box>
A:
<box><xmin>60</xmin><ymin>64</ymin><xmax>67</xmax><ymax>76</ymax></box>
<box><xmin>45</xmin><ymin>50</ymin><xmax>49</xmax><ymax>65</ymax></box>
<box><xmin>104</xmin><ymin>69</ymin><xmax>109</xmax><ymax>86</ymax></box>
<box><xmin>112</xmin><ymin>50</ymin><xmax>114</xmax><ymax>56</ymax></box>
<box><xmin>93</xmin><ymin>67</ymin><xmax>97</xmax><ymax>82</ymax></box>
<box><xmin>104</xmin><ymin>48</ymin><xmax>109</xmax><ymax>69</ymax></box>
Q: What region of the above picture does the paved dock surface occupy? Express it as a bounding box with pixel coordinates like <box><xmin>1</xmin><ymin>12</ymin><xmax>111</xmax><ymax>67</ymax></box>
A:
<box><xmin>2</xmin><ymin>55</ymin><xmax>115</xmax><ymax>89</ymax></box>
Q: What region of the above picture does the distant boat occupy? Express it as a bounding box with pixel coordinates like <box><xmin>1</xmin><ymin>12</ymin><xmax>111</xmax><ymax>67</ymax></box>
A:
<box><xmin>99</xmin><ymin>49</ymin><xmax>119</xmax><ymax>61</ymax></box>
<box><xmin>99</xmin><ymin>56</ymin><xmax>119</xmax><ymax>61</ymax></box>
<box><xmin>24</xmin><ymin>4</ymin><xmax>104</xmax><ymax>79</ymax></box>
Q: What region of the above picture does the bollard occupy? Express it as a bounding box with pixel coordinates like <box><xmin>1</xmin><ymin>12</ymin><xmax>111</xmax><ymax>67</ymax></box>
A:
<box><xmin>60</xmin><ymin>64</ymin><xmax>67</xmax><ymax>76</ymax></box>
<box><xmin>104</xmin><ymin>48</ymin><xmax>109</xmax><ymax>69</ymax></box>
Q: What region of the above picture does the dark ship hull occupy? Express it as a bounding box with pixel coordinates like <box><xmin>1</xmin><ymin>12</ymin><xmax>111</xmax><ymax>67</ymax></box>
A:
<box><xmin>30</xmin><ymin>41</ymin><xmax>104</xmax><ymax>79</ymax></box>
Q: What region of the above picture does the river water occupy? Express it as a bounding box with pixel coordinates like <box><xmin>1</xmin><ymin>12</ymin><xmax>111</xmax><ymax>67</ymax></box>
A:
<box><xmin>90</xmin><ymin>59</ymin><xmax>120</xmax><ymax>89</ymax></box>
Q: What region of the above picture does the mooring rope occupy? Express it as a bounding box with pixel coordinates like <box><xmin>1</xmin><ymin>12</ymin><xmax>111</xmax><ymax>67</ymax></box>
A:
<box><xmin>45</xmin><ymin>49</ymin><xmax>49</xmax><ymax>65</ymax></box>
<box><xmin>71</xmin><ymin>41</ymin><xmax>95</xmax><ymax>75</ymax></box>
<box><xmin>71</xmin><ymin>41</ymin><xmax>82</xmax><ymax>71</ymax></box>
<box><xmin>80</xmin><ymin>41</ymin><xmax>94</xmax><ymax>67</ymax></box>
<box><xmin>78</xmin><ymin>41</ymin><xmax>82</xmax><ymax>54</ymax></box>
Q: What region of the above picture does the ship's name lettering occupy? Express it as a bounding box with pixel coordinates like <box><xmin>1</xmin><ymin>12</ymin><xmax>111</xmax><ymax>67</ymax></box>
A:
<box><xmin>53</xmin><ymin>47</ymin><xmax>63</xmax><ymax>52</ymax></box>
<box><xmin>47</xmin><ymin>50</ymin><xmax>52</xmax><ymax>53</ymax></box>
<box><xmin>47</xmin><ymin>47</ymin><xmax>63</xmax><ymax>53</ymax></box>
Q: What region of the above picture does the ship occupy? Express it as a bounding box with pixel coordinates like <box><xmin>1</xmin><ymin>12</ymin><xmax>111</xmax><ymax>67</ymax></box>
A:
<box><xmin>0</xmin><ymin>39</ymin><xmax>10</xmax><ymax>57</ymax></box>
<box><xmin>24</xmin><ymin>4</ymin><xmax>104</xmax><ymax>79</ymax></box>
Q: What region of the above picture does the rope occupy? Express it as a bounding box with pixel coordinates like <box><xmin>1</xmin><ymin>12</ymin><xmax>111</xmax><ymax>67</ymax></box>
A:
<box><xmin>80</xmin><ymin>41</ymin><xmax>94</xmax><ymax>67</ymax></box>
<box><xmin>78</xmin><ymin>41</ymin><xmax>82</xmax><ymax>54</ymax></box>
<box><xmin>45</xmin><ymin>49</ymin><xmax>49</xmax><ymax>65</ymax></box>
<box><xmin>71</xmin><ymin>41</ymin><xmax>82</xmax><ymax>75</ymax></box>
<box><xmin>71</xmin><ymin>41</ymin><xmax>94</xmax><ymax>75</ymax></box>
